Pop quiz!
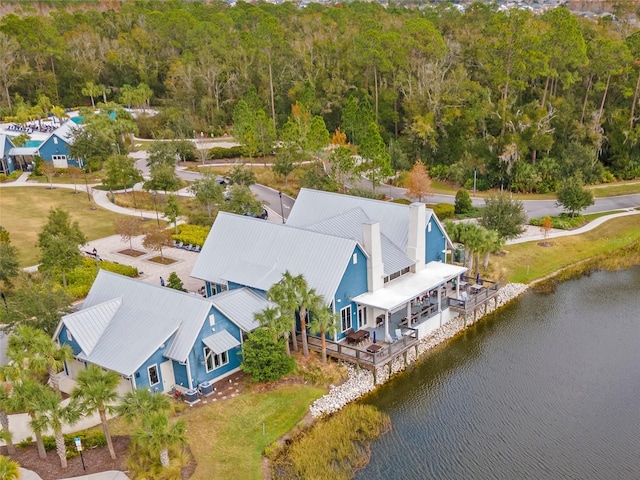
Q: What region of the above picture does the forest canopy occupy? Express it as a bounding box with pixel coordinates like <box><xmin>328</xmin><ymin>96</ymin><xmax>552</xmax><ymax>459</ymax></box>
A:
<box><xmin>2</xmin><ymin>1</ymin><xmax>640</xmax><ymax>192</ymax></box>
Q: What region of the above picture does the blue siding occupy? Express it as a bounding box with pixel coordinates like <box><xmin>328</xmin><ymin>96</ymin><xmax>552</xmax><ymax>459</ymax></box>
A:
<box><xmin>37</xmin><ymin>135</ymin><xmax>80</xmax><ymax>167</ymax></box>
<box><xmin>425</xmin><ymin>220</ymin><xmax>446</xmax><ymax>263</ymax></box>
<box><xmin>133</xmin><ymin>347</ymin><xmax>168</xmax><ymax>393</ymax></box>
<box><xmin>189</xmin><ymin>306</ymin><xmax>243</xmax><ymax>388</ymax></box>
<box><xmin>333</xmin><ymin>246</ymin><xmax>368</xmax><ymax>340</ymax></box>
<box><xmin>58</xmin><ymin>325</ymin><xmax>82</xmax><ymax>356</ymax></box>
<box><xmin>227</xmin><ymin>281</ymin><xmax>244</xmax><ymax>291</ymax></box>
<box><xmin>172</xmin><ymin>361</ymin><xmax>189</xmax><ymax>389</ymax></box>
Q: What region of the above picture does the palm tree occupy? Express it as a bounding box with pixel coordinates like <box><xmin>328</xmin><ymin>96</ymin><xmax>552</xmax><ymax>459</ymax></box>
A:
<box><xmin>308</xmin><ymin>304</ymin><xmax>339</xmax><ymax>364</ymax></box>
<box><xmin>131</xmin><ymin>412</ymin><xmax>186</xmax><ymax>468</ymax></box>
<box><xmin>0</xmin><ymin>383</ymin><xmax>15</xmax><ymax>455</ymax></box>
<box><xmin>0</xmin><ymin>455</ymin><xmax>20</xmax><ymax>480</ymax></box>
<box><xmin>271</xmin><ymin>271</ymin><xmax>321</xmax><ymax>357</ymax></box>
<box><xmin>480</xmin><ymin>229</ymin><xmax>504</xmax><ymax>270</ymax></box>
<box><xmin>6</xmin><ymin>325</ymin><xmax>73</xmax><ymax>393</ymax></box>
<box><xmin>267</xmin><ymin>281</ymin><xmax>298</xmax><ymax>353</ymax></box>
<box><xmin>116</xmin><ymin>389</ymin><xmax>171</xmax><ymax>425</ymax></box>
<box><xmin>255</xmin><ymin>306</ymin><xmax>293</xmax><ymax>356</ymax></box>
<box><xmin>72</xmin><ymin>365</ymin><xmax>121</xmax><ymax>460</ymax></box>
<box><xmin>8</xmin><ymin>381</ymin><xmax>49</xmax><ymax>459</ymax></box>
<box><xmin>30</xmin><ymin>389</ymin><xmax>81</xmax><ymax>469</ymax></box>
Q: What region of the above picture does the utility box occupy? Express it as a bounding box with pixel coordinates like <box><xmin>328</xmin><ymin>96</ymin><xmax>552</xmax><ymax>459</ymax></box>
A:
<box><xmin>198</xmin><ymin>381</ymin><xmax>214</xmax><ymax>396</ymax></box>
<box><xmin>184</xmin><ymin>389</ymin><xmax>199</xmax><ymax>405</ymax></box>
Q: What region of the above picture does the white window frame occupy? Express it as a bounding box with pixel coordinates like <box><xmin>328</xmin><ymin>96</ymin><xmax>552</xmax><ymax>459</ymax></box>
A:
<box><xmin>352</xmin><ymin>253</ymin><xmax>358</xmax><ymax>264</ymax></box>
<box><xmin>51</xmin><ymin>154</ymin><xmax>67</xmax><ymax>161</ymax></box>
<box><xmin>357</xmin><ymin>305</ymin><xmax>367</xmax><ymax>328</ymax></box>
<box><xmin>53</xmin><ymin>137</ymin><xmax>58</xmax><ymax>145</ymax></box>
<box><xmin>208</xmin><ymin>314</ymin><xmax>215</xmax><ymax>327</ymax></box>
<box><xmin>147</xmin><ymin>364</ymin><xmax>160</xmax><ymax>386</ymax></box>
<box><xmin>340</xmin><ymin>305</ymin><xmax>352</xmax><ymax>332</ymax></box>
<box><xmin>66</xmin><ymin>330</ymin><xmax>73</xmax><ymax>342</ymax></box>
<box><xmin>204</xmin><ymin>346</ymin><xmax>228</xmax><ymax>372</ymax></box>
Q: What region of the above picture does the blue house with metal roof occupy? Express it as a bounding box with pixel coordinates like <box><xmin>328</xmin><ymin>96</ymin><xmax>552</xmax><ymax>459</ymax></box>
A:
<box><xmin>54</xmin><ymin>270</ymin><xmax>271</xmax><ymax>394</ymax></box>
<box><xmin>0</xmin><ymin>134</ymin><xmax>16</xmax><ymax>174</ymax></box>
<box><xmin>8</xmin><ymin>120</ymin><xmax>82</xmax><ymax>171</ymax></box>
<box><xmin>192</xmin><ymin>189</ymin><xmax>467</xmax><ymax>344</ymax></box>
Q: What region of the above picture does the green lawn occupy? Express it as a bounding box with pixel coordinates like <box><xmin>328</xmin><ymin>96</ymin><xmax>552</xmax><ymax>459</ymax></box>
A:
<box><xmin>183</xmin><ymin>385</ymin><xmax>323</xmax><ymax>480</ymax></box>
<box><xmin>492</xmin><ymin>215</ymin><xmax>640</xmax><ymax>284</ymax></box>
<box><xmin>0</xmin><ymin>187</ymin><xmax>127</xmax><ymax>266</ymax></box>
<box><xmin>590</xmin><ymin>181</ymin><xmax>640</xmax><ymax>197</ymax></box>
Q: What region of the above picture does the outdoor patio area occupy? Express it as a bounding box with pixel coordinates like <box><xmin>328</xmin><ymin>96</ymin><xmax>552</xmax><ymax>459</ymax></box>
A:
<box><xmin>307</xmin><ymin>274</ymin><xmax>499</xmax><ymax>370</ymax></box>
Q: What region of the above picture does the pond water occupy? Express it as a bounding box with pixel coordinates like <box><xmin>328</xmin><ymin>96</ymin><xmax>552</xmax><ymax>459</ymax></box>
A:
<box><xmin>356</xmin><ymin>268</ymin><xmax>640</xmax><ymax>480</ymax></box>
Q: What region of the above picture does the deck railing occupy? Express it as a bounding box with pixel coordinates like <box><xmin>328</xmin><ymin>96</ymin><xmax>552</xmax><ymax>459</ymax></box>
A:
<box><xmin>306</xmin><ymin>329</ymin><xmax>419</xmax><ymax>368</ymax></box>
<box><xmin>448</xmin><ymin>279</ymin><xmax>499</xmax><ymax>312</ymax></box>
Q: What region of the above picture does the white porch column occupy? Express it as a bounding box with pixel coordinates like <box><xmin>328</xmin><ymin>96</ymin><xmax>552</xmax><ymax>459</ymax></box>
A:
<box><xmin>384</xmin><ymin>311</ymin><xmax>390</xmax><ymax>343</ymax></box>
<box><xmin>456</xmin><ymin>274</ymin><xmax>460</xmax><ymax>298</ymax></box>
<box><xmin>438</xmin><ymin>285</ymin><xmax>442</xmax><ymax>327</ymax></box>
<box><xmin>406</xmin><ymin>303</ymin><xmax>411</xmax><ymax>326</ymax></box>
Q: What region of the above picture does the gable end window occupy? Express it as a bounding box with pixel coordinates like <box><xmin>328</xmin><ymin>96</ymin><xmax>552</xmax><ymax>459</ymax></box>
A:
<box><xmin>209</xmin><ymin>314</ymin><xmax>215</xmax><ymax>327</ymax></box>
<box><xmin>66</xmin><ymin>330</ymin><xmax>73</xmax><ymax>342</ymax></box>
<box><xmin>204</xmin><ymin>347</ymin><xmax>229</xmax><ymax>372</ymax></box>
<box><xmin>147</xmin><ymin>365</ymin><xmax>160</xmax><ymax>386</ymax></box>
<box><xmin>353</xmin><ymin>253</ymin><xmax>358</xmax><ymax>264</ymax></box>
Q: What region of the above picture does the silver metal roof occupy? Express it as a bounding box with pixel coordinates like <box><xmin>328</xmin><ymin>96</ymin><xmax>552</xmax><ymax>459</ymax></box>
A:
<box><xmin>51</xmin><ymin>120</ymin><xmax>79</xmax><ymax>143</ymax></box>
<box><xmin>304</xmin><ymin>207</ymin><xmax>415</xmax><ymax>276</ymax></box>
<box><xmin>191</xmin><ymin>213</ymin><xmax>357</xmax><ymax>303</ymax></box>
<box><xmin>353</xmin><ymin>262</ymin><xmax>468</xmax><ymax>311</ymax></box>
<box><xmin>62</xmin><ymin>298</ymin><xmax>121</xmax><ymax>356</ymax></box>
<box><xmin>9</xmin><ymin>147</ymin><xmax>38</xmax><ymax>156</ymax></box>
<box><xmin>64</xmin><ymin>270</ymin><xmax>214</xmax><ymax>376</ymax></box>
<box><xmin>210</xmin><ymin>287</ymin><xmax>273</xmax><ymax>332</ymax></box>
<box><xmin>202</xmin><ymin>330</ymin><xmax>240</xmax><ymax>354</ymax></box>
<box><xmin>287</xmin><ymin>189</ymin><xmax>441</xmax><ymax>252</ymax></box>
<box><xmin>0</xmin><ymin>135</ymin><xmax>13</xmax><ymax>158</ymax></box>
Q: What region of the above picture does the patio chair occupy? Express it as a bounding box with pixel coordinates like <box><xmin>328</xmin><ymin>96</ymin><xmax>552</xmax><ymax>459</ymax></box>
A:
<box><xmin>175</xmin><ymin>241</ymin><xmax>183</xmax><ymax>249</ymax></box>
<box><xmin>394</xmin><ymin>329</ymin><xmax>403</xmax><ymax>342</ymax></box>
<box><xmin>185</xmin><ymin>244</ymin><xmax>194</xmax><ymax>251</ymax></box>
<box><xmin>194</xmin><ymin>245</ymin><xmax>201</xmax><ymax>253</ymax></box>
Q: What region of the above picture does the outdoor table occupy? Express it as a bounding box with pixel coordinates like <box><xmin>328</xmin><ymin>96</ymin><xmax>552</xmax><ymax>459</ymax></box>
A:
<box><xmin>346</xmin><ymin>329</ymin><xmax>370</xmax><ymax>345</ymax></box>
<box><xmin>366</xmin><ymin>344</ymin><xmax>383</xmax><ymax>354</ymax></box>
<box><xmin>470</xmin><ymin>284</ymin><xmax>483</xmax><ymax>294</ymax></box>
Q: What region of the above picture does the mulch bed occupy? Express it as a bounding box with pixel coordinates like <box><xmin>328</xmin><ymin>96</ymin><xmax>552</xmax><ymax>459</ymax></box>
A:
<box><xmin>5</xmin><ymin>438</ymin><xmax>198</xmax><ymax>480</ymax></box>
<box><xmin>3</xmin><ymin>436</ymin><xmax>130</xmax><ymax>480</ymax></box>
<box><xmin>148</xmin><ymin>256</ymin><xmax>177</xmax><ymax>265</ymax></box>
<box><xmin>117</xmin><ymin>249</ymin><xmax>147</xmax><ymax>257</ymax></box>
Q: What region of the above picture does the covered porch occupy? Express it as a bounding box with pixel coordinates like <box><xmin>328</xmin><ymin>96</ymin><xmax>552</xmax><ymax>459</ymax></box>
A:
<box><xmin>353</xmin><ymin>261</ymin><xmax>468</xmax><ymax>342</ymax></box>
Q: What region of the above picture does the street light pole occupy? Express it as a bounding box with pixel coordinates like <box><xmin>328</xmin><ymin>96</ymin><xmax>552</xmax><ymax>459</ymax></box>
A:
<box><xmin>473</xmin><ymin>167</ymin><xmax>477</xmax><ymax>197</ymax></box>
<box><xmin>152</xmin><ymin>191</ymin><xmax>160</xmax><ymax>226</ymax></box>
<box><xmin>278</xmin><ymin>191</ymin><xmax>285</xmax><ymax>224</ymax></box>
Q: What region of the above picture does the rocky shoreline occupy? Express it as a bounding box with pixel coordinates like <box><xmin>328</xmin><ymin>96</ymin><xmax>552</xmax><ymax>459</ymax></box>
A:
<box><xmin>310</xmin><ymin>283</ymin><xmax>529</xmax><ymax>418</ymax></box>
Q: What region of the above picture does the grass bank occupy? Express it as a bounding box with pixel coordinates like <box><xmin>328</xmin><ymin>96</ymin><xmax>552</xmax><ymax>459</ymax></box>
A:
<box><xmin>0</xmin><ymin>186</ymin><xmax>127</xmax><ymax>266</ymax></box>
<box><xmin>490</xmin><ymin>215</ymin><xmax>640</xmax><ymax>284</ymax></box>
<box><xmin>268</xmin><ymin>404</ymin><xmax>391</xmax><ymax>480</ymax></box>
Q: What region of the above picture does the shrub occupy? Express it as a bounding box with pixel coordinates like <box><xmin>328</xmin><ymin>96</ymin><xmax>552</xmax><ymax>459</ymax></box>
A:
<box><xmin>347</xmin><ymin>188</ymin><xmax>385</xmax><ymax>200</ymax></box>
<box><xmin>529</xmin><ymin>214</ymin><xmax>584</xmax><ymax>230</ymax></box>
<box><xmin>17</xmin><ymin>436</ymin><xmax>33</xmax><ymax>448</ymax></box>
<box><xmin>432</xmin><ymin>203</ymin><xmax>455</xmax><ymax>220</ymax></box>
<box><xmin>430</xmin><ymin>164</ymin><xmax>450</xmax><ymax>181</ymax></box>
<box><xmin>241</xmin><ymin>328</ymin><xmax>294</xmax><ymax>382</ymax></box>
<box><xmin>0</xmin><ymin>173</ymin><xmax>6</xmax><ymax>182</ymax></box>
<box><xmin>454</xmin><ymin>188</ymin><xmax>472</xmax><ymax>215</ymax></box>
<box><xmin>65</xmin><ymin>258</ymin><xmax>138</xmax><ymax>299</ymax></box>
<box><xmin>172</xmin><ymin>224</ymin><xmax>211</xmax><ymax>247</ymax></box>
<box><xmin>208</xmin><ymin>146</ymin><xmax>244</xmax><ymax>159</ymax></box>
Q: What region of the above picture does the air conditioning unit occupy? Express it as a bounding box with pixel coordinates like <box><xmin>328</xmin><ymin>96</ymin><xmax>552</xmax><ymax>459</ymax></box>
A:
<box><xmin>198</xmin><ymin>381</ymin><xmax>214</xmax><ymax>397</ymax></box>
<box><xmin>184</xmin><ymin>389</ymin><xmax>199</xmax><ymax>405</ymax></box>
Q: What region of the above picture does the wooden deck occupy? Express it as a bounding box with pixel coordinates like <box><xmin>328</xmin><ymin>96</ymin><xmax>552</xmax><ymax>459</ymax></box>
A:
<box><xmin>306</xmin><ymin>329</ymin><xmax>419</xmax><ymax>370</ymax></box>
<box><xmin>448</xmin><ymin>278</ymin><xmax>500</xmax><ymax>314</ymax></box>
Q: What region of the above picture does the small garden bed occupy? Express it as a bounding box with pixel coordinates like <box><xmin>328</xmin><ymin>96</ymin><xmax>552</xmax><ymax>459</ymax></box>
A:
<box><xmin>148</xmin><ymin>256</ymin><xmax>177</xmax><ymax>265</ymax></box>
<box><xmin>117</xmin><ymin>248</ymin><xmax>146</xmax><ymax>257</ymax></box>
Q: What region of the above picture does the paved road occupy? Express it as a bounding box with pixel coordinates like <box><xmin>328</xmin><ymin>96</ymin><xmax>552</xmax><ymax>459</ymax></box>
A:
<box><xmin>130</xmin><ymin>150</ymin><xmax>295</xmax><ymax>222</ymax></box>
<box><xmin>351</xmin><ymin>177</ymin><xmax>640</xmax><ymax>219</ymax></box>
